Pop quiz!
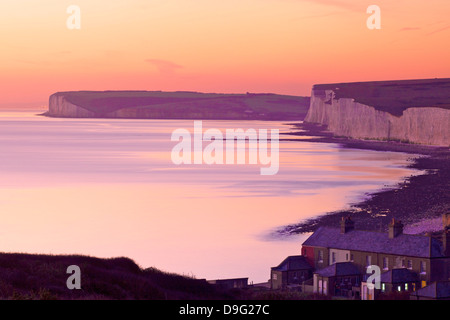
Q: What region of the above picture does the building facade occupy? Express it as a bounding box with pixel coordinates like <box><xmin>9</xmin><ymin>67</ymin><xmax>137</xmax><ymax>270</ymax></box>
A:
<box><xmin>299</xmin><ymin>215</ymin><xmax>450</xmax><ymax>299</ymax></box>
<box><xmin>270</xmin><ymin>255</ymin><xmax>313</xmax><ymax>290</ymax></box>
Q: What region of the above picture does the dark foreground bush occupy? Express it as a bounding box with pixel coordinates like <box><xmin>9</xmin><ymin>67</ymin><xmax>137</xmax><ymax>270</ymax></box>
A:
<box><xmin>0</xmin><ymin>252</ymin><xmax>230</xmax><ymax>300</ymax></box>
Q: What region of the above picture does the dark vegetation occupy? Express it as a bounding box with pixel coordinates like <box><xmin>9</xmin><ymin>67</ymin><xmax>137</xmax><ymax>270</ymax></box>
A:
<box><xmin>0</xmin><ymin>252</ymin><xmax>333</xmax><ymax>300</ymax></box>
<box><xmin>48</xmin><ymin>91</ymin><xmax>310</xmax><ymax>120</ymax></box>
<box><xmin>314</xmin><ymin>78</ymin><xmax>450</xmax><ymax>116</ymax></box>
<box><xmin>0</xmin><ymin>253</ymin><xmax>235</xmax><ymax>300</ymax></box>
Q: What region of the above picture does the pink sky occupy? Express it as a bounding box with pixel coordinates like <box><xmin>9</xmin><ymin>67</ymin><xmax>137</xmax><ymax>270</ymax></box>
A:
<box><xmin>1</xmin><ymin>0</ymin><xmax>450</xmax><ymax>107</ymax></box>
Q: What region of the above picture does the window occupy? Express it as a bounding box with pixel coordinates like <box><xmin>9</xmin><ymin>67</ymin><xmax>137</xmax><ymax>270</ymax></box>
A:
<box><xmin>421</xmin><ymin>281</ymin><xmax>427</xmax><ymax>288</ymax></box>
<box><xmin>420</xmin><ymin>261</ymin><xmax>427</xmax><ymax>274</ymax></box>
<box><xmin>397</xmin><ymin>285</ymin><xmax>402</xmax><ymax>292</ymax></box>
<box><xmin>318</xmin><ymin>250</ymin><xmax>324</xmax><ymax>263</ymax></box>
<box><xmin>407</xmin><ymin>260</ymin><xmax>413</xmax><ymax>269</ymax></box>
<box><xmin>383</xmin><ymin>257</ymin><xmax>389</xmax><ymax>270</ymax></box>
<box><xmin>272</xmin><ymin>273</ymin><xmax>277</xmax><ymax>280</ymax></box>
<box><xmin>401</xmin><ymin>259</ymin><xmax>406</xmax><ymax>268</ymax></box>
<box><xmin>331</xmin><ymin>252</ymin><xmax>336</xmax><ymax>264</ymax></box>
<box><xmin>381</xmin><ymin>283</ymin><xmax>386</xmax><ymax>292</ymax></box>
<box><xmin>405</xmin><ymin>283</ymin><xmax>409</xmax><ymax>291</ymax></box>
<box><xmin>350</xmin><ymin>254</ymin><xmax>354</xmax><ymax>262</ymax></box>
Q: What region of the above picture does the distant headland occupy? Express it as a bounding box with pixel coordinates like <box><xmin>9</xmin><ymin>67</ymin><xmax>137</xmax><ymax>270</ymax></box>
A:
<box><xmin>44</xmin><ymin>91</ymin><xmax>310</xmax><ymax>121</ymax></box>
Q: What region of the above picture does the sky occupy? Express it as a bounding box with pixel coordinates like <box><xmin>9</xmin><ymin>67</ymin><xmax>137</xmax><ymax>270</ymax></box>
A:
<box><xmin>1</xmin><ymin>0</ymin><xmax>450</xmax><ymax>107</ymax></box>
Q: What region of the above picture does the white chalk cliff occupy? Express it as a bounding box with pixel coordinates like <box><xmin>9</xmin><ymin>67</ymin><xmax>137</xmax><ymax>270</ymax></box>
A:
<box><xmin>305</xmin><ymin>88</ymin><xmax>450</xmax><ymax>146</ymax></box>
<box><xmin>48</xmin><ymin>93</ymin><xmax>95</xmax><ymax>118</ymax></box>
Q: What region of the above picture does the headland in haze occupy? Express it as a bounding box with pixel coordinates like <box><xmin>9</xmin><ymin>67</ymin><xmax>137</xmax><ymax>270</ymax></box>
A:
<box><xmin>45</xmin><ymin>91</ymin><xmax>310</xmax><ymax>121</ymax></box>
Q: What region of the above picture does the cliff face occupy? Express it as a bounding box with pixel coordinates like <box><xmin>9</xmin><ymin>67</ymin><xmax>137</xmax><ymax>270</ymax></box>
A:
<box><xmin>48</xmin><ymin>93</ymin><xmax>95</xmax><ymax>118</ymax></box>
<box><xmin>305</xmin><ymin>84</ymin><xmax>450</xmax><ymax>146</ymax></box>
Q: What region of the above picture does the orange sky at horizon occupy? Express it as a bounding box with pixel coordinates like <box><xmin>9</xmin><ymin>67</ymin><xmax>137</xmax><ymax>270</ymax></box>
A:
<box><xmin>1</xmin><ymin>0</ymin><xmax>450</xmax><ymax>107</ymax></box>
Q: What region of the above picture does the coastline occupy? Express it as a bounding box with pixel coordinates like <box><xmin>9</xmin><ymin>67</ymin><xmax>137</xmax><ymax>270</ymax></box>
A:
<box><xmin>279</xmin><ymin>121</ymin><xmax>450</xmax><ymax>236</ymax></box>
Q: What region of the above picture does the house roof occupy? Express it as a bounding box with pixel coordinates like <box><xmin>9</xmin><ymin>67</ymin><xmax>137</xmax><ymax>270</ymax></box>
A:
<box><xmin>379</xmin><ymin>268</ymin><xmax>419</xmax><ymax>284</ymax></box>
<box><xmin>302</xmin><ymin>227</ymin><xmax>444</xmax><ymax>258</ymax></box>
<box><xmin>314</xmin><ymin>262</ymin><xmax>360</xmax><ymax>277</ymax></box>
<box><xmin>411</xmin><ymin>281</ymin><xmax>450</xmax><ymax>299</ymax></box>
<box><xmin>271</xmin><ymin>255</ymin><xmax>312</xmax><ymax>272</ymax></box>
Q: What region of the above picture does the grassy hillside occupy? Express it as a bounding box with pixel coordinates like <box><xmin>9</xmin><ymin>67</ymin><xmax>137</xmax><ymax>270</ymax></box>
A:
<box><xmin>0</xmin><ymin>253</ymin><xmax>234</xmax><ymax>300</ymax></box>
<box><xmin>314</xmin><ymin>78</ymin><xmax>450</xmax><ymax>116</ymax></box>
<box><xmin>48</xmin><ymin>91</ymin><xmax>310</xmax><ymax>120</ymax></box>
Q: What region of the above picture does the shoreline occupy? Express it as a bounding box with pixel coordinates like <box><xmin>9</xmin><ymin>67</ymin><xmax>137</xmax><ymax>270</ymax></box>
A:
<box><xmin>279</xmin><ymin>122</ymin><xmax>450</xmax><ymax>236</ymax></box>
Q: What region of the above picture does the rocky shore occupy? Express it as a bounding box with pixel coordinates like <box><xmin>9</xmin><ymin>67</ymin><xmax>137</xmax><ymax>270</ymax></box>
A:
<box><xmin>279</xmin><ymin>122</ymin><xmax>450</xmax><ymax>236</ymax></box>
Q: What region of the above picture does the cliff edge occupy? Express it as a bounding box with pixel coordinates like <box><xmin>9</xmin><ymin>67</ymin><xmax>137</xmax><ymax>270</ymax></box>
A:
<box><xmin>305</xmin><ymin>78</ymin><xmax>450</xmax><ymax>146</ymax></box>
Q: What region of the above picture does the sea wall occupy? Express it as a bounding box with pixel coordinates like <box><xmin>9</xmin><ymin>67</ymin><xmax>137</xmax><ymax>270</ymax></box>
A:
<box><xmin>305</xmin><ymin>89</ymin><xmax>450</xmax><ymax>146</ymax></box>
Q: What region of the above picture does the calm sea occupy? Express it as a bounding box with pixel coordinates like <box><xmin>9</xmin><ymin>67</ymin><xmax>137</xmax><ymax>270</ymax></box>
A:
<box><xmin>0</xmin><ymin>111</ymin><xmax>420</xmax><ymax>283</ymax></box>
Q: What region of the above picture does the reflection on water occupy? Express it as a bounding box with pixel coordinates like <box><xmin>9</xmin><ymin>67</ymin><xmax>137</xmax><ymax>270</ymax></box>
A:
<box><xmin>0</xmin><ymin>112</ymin><xmax>420</xmax><ymax>282</ymax></box>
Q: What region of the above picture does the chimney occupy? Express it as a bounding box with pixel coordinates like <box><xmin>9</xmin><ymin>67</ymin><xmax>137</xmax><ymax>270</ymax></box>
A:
<box><xmin>388</xmin><ymin>219</ymin><xmax>403</xmax><ymax>238</ymax></box>
<box><xmin>340</xmin><ymin>216</ymin><xmax>355</xmax><ymax>234</ymax></box>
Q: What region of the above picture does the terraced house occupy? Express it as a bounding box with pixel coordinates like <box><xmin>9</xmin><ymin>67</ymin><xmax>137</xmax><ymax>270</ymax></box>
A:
<box><xmin>297</xmin><ymin>215</ymin><xmax>450</xmax><ymax>300</ymax></box>
<box><xmin>270</xmin><ymin>255</ymin><xmax>313</xmax><ymax>290</ymax></box>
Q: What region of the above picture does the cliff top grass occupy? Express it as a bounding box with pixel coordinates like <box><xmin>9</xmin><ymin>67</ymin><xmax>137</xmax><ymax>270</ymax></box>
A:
<box><xmin>313</xmin><ymin>78</ymin><xmax>450</xmax><ymax>116</ymax></box>
<box><xmin>0</xmin><ymin>252</ymin><xmax>234</xmax><ymax>300</ymax></box>
<box><xmin>50</xmin><ymin>91</ymin><xmax>310</xmax><ymax>120</ymax></box>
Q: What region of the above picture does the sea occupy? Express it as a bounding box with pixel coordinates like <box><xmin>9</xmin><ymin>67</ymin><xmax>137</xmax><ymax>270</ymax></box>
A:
<box><xmin>0</xmin><ymin>111</ymin><xmax>421</xmax><ymax>283</ymax></box>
